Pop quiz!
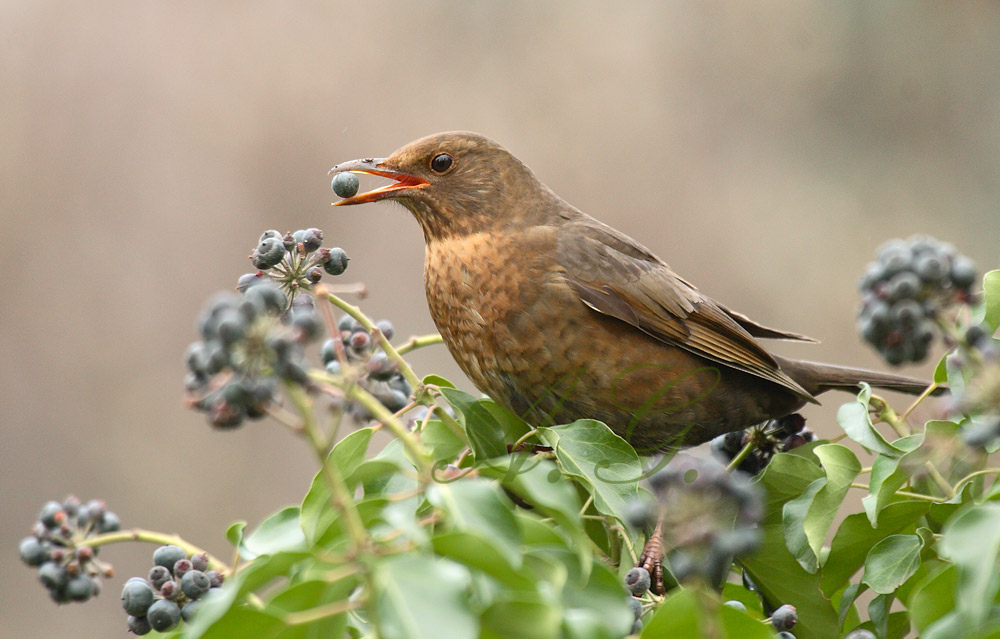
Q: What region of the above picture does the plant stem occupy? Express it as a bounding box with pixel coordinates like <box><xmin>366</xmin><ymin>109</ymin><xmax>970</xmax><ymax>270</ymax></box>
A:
<box><xmin>79</xmin><ymin>529</ymin><xmax>229</xmax><ymax>573</ymax></box>
<box><xmin>924</xmin><ymin>462</ymin><xmax>958</xmax><ymax>500</ymax></box>
<box><xmin>321</xmin><ymin>291</ymin><xmax>421</xmax><ymax>390</ymax></box>
<box><xmin>284</xmin><ymin>599</ymin><xmax>363</xmax><ymax>626</ymax></box>
<box><xmin>511</xmin><ymin>428</ymin><xmax>539</xmax><ymax>452</ymax></box>
<box><xmin>726</xmin><ymin>440</ymin><xmax>756</xmax><ymax>472</ymax></box>
<box><xmin>871</xmin><ymin>395</ymin><xmax>910</xmax><ymax>438</ymax></box>
<box><xmin>849</xmin><ymin>483</ymin><xmax>941</xmax><ymax>502</ymax></box>
<box><xmin>901</xmin><ymin>381</ymin><xmax>940</xmax><ymax>421</ymax></box>
<box><xmin>952</xmin><ymin>468</ymin><xmax>1000</xmax><ymax>495</ymax></box>
<box><xmin>285</xmin><ymin>384</ymin><xmax>370</xmax><ymax>556</ymax></box>
<box><xmin>342</xmin><ymin>382</ymin><xmax>433</xmax><ymax>479</ymax></box>
<box><xmin>396</xmin><ymin>333</ymin><xmax>444</xmax><ymax>355</ymax></box>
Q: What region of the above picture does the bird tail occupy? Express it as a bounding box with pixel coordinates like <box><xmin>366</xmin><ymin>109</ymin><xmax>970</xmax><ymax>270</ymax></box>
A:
<box><xmin>775</xmin><ymin>356</ymin><xmax>942</xmax><ymax>398</ymax></box>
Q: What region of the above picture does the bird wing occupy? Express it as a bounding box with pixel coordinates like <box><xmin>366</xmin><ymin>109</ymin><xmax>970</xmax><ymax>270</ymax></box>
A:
<box><xmin>557</xmin><ymin>218</ymin><xmax>816</xmax><ymax>401</ymax></box>
<box><xmin>717</xmin><ymin>304</ymin><xmax>819</xmax><ymax>343</ymax></box>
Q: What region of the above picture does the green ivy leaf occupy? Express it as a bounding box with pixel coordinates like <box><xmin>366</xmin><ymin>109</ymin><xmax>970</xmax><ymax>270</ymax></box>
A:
<box><xmin>642</xmin><ymin>589</ymin><xmax>774</xmax><ymax>638</ymax></box>
<box><xmin>836</xmin><ymin>384</ymin><xmax>904</xmax><ymax>456</ymax></box>
<box><xmin>426</xmin><ymin>478</ymin><xmax>523</xmax><ymax>565</ymax></box>
<box><xmin>821</xmin><ymin>500</ymin><xmax>928</xmax><ymax>596</ymax></box>
<box><xmin>907</xmin><ymin>563</ymin><xmax>957</xmax><ymax>635</ymax></box>
<box><xmin>483</xmin><ymin>400</ymin><xmax>533</xmax><ymax>443</ymax></box>
<box><xmin>562</xmin><ymin>562</ymin><xmax>634</xmax><ymax>639</ymax></box>
<box><xmin>862</xmin><ymin>534</ymin><xmax>924</xmax><ymax>594</ymax></box>
<box><xmin>422</xmin><ymin>419</ymin><xmax>466</xmax><ymax>464</ymax></box>
<box><xmin>640</xmin><ymin>589</ymin><xmax>700</xmax><ymax>637</ymax></box>
<box><xmin>940</xmin><ymin>503</ymin><xmax>1000</xmax><ymax>628</ymax></box>
<box><xmin>359</xmin><ymin>439</ymin><xmax>416</xmax><ymax>497</ymax></box>
<box><xmin>242</xmin><ymin>506</ymin><xmax>306</xmax><ymax>559</ymax></box>
<box><xmin>422</xmin><ymin>374</ymin><xmax>456</xmax><ymax>389</ymax></box>
<box><xmin>538</xmin><ymin>420</ymin><xmax>642</xmax><ymax>524</ymax></box>
<box><xmin>783</xmin><ymin>444</ymin><xmax>861</xmax><ymax>573</ymax></box>
<box><xmin>480</xmin><ymin>594</ymin><xmax>562</xmax><ymax>639</ymax></box>
<box><xmin>185</xmin><ymin>551</ymin><xmax>312</xmax><ymax>638</ymax></box>
<box><xmin>440</xmin><ymin>388</ymin><xmax>508</xmax><ymax>460</ymax></box>
<box><xmin>374</xmin><ymin>555</ymin><xmax>477</xmax><ymax>639</ymax></box>
<box><xmin>836</xmin><ymin>582</ymin><xmax>866</xmax><ymax>632</ymax></box>
<box><xmin>861</xmin><ymin>435</ymin><xmax>922</xmax><ymax>526</ymax></box>
<box><xmin>740</xmin><ymin>453</ymin><xmax>840</xmax><ymax>639</ymax></box>
<box><xmin>479</xmin><ymin>455</ymin><xmax>591</xmax><ymax>574</ymax></box>
<box><xmin>226</xmin><ymin>520</ymin><xmax>247</xmax><ymax>549</ymax></box>
<box><xmin>264</xmin><ymin>577</ymin><xmax>359</xmax><ymax>639</ymax></box>
<box><xmin>300</xmin><ymin>427</ymin><xmax>374</xmax><ymax>544</ymax></box>
<box><xmin>432</xmin><ymin>530</ymin><xmax>534</xmax><ymax>589</ymax></box>
<box><xmin>979</xmin><ymin>269</ymin><xmax>1000</xmax><ymax>331</ymax></box>
<box><xmin>196</xmin><ymin>607</ymin><xmax>285</xmax><ymax>639</ymax></box>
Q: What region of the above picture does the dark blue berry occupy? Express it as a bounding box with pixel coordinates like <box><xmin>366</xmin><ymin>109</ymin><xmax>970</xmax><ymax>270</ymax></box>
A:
<box><xmin>625</xmin><ymin>566</ymin><xmax>651</xmax><ymax>595</ymax></box>
<box><xmin>19</xmin><ymin>536</ymin><xmax>48</xmax><ymax>566</ymax></box>
<box><xmin>771</xmin><ymin>604</ymin><xmax>797</xmax><ymax>630</ymax></box>
<box><xmin>127</xmin><ymin>614</ymin><xmax>152</xmax><ymax>635</ymax></box>
<box><xmin>375</xmin><ymin>319</ymin><xmax>395</xmax><ymax>341</ymax></box>
<box><xmin>121</xmin><ymin>578</ymin><xmax>156</xmax><ymax>616</ymax></box>
<box><xmin>251</xmin><ymin>237</ymin><xmax>287</xmax><ymax>269</ymax></box>
<box><xmin>152</xmin><ymin>545</ymin><xmax>187</xmax><ymax>571</ymax></box>
<box><xmin>65</xmin><ymin>575</ymin><xmax>94</xmax><ymax>602</ymax></box>
<box><xmin>39</xmin><ymin>501</ymin><xmax>65</xmax><ymax>528</ymax></box>
<box><xmin>950</xmin><ymin>256</ymin><xmax>977</xmax><ymax>289</ymax></box>
<box><xmin>148</xmin><ymin>565</ymin><xmax>171</xmax><ymax>589</ymax></box>
<box><xmin>147</xmin><ymin>599</ymin><xmax>182</xmax><ymax>632</ymax></box>
<box><xmin>181</xmin><ymin>599</ymin><xmax>203</xmax><ymax>622</ymax></box>
<box><xmin>181</xmin><ymin>569</ymin><xmax>211</xmax><ymax>599</ymax></box>
<box><xmin>99</xmin><ymin>511</ymin><xmax>121</xmax><ymax>533</ymax></box>
<box><xmin>38</xmin><ymin>561</ymin><xmax>68</xmax><ymax>590</ymax></box>
<box><xmin>367</xmin><ymin>351</ymin><xmax>397</xmax><ymax>381</ymax></box>
<box><xmin>323</xmin><ymin>247</ymin><xmax>350</xmax><ymax>276</ymax></box>
<box><xmin>332</xmin><ymin>172</ymin><xmax>360</xmax><ymax>198</ymax></box>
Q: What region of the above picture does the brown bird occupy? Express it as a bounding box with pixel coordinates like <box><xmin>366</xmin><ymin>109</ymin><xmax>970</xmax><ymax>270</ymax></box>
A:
<box><xmin>330</xmin><ymin>131</ymin><xmax>932</xmax><ymax>454</ymax></box>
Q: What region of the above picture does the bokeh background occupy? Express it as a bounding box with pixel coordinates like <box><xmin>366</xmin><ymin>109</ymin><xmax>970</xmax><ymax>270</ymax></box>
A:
<box><xmin>2</xmin><ymin>2</ymin><xmax>997</xmax><ymax>636</ymax></box>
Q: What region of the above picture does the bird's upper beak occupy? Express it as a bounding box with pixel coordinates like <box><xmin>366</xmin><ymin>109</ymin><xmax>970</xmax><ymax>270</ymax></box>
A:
<box><xmin>328</xmin><ymin>158</ymin><xmax>429</xmax><ymax>206</ymax></box>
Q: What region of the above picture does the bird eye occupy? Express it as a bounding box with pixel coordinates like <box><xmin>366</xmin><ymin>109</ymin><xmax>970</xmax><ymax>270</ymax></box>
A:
<box><xmin>430</xmin><ymin>153</ymin><xmax>453</xmax><ymax>174</ymax></box>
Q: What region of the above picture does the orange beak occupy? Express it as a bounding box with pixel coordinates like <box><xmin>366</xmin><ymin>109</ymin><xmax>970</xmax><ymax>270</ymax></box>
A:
<box><xmin>328</xmin><ymin>158</ymin><xmax>429</xmax><ymax>206</ymax></box>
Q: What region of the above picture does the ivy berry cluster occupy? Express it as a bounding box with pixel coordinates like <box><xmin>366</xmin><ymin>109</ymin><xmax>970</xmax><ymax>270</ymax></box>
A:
<box><xmin>18</xmin><ymin>497</ymin><xmax>120</xmax><ymax>604</ymax></box>
<box><xmin>857</xmin><ymin>235</ymin><xmax>977</xmax><ymax>365</ymax></box>
<box><xmin>120</xmin><ymin>544</ymin><xmax>224</xmax><ymax>635</ymax></box>
<box><xmin>626</xmin><ymin>457</ymin><xmax>763</xmax><ymax>594</ymax></box>
<box><xmin>185</xmin><ymin>229</ymin><xmax>353</xmax><ymax>428</ymax></box>
<box><xmin>322</xmin><ymin>316</ymin><xmax>413</xmax><ymax>418</ymax></box>
<box><xmin>709</xmin><ymin>414</ymin><xmax>815</xmax><ymax>475</ymax></box>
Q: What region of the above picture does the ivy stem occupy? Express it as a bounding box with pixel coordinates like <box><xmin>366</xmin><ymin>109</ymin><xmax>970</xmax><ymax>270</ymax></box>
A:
<box><xmin>924</xmin><ymin>462</ymin><xmax>958</xmax><ymax>500</ymax></box>
<box><xmin>283</xmin><ymin>598</ymin><xmax>363</xmax><ymax>626</ymax></box>
<box><xmin>396</xmin><ymin>333</ymin><xmax>444</xmax><ymax>355</ymax></box>
<box><xmin>284</xmin><ymin>383</ymin><xmax>370</xmax><ymax>556</ymax></box>
<box><xmin>726</xmin><ymin>440</ymin><xmax>756</xmax><ymax>472</ymax></box>
<box><xmin>78</xmin><ymin>529</ymin><xmax>229</xmax><ymax>573</ymax></box>
<box><xmin>952</xmin><ymin>468</ymin><xmax>1000</xmax><ymax>495</ymax></box>
<box><xmin>870</xmin><ymin>395</ymin><xmax>911</xmax><ymax>438</ymax></box>
<box><xmin>901</xmin><ymin>381</ymin><xmax>940</xmax><ymax>421</ymax></box>
<box><xmin>511</xmin><ymin>428</ymin><xmax>540</xmax><ymax>452</ymax></box>
<box><xmin>335</xmin><ymin>377</ymin><xmax>434</xmax><ymax>480</ymax></box>
<box><xmin>849</xmin><ymin>483</ymin><xmax>941</xmax><ymax>503</ymax></box>
<box><xmin>320</xmin><ymin>290</ymin><xmax>421</xmax><ymax>390</ymax></box>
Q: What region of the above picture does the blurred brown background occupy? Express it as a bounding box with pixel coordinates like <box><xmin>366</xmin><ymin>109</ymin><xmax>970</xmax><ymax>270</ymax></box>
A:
<box><xmin>2</xmin><ymin>2</ymin><xmax>997</xmax><ymax>636</ymax></box>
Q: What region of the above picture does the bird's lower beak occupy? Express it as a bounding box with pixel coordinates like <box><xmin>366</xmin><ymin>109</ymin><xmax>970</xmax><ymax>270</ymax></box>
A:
<box><xmin>328</xmin><ymin>158</ymin><xmax>429</xmax><ymax>206</ymax></box>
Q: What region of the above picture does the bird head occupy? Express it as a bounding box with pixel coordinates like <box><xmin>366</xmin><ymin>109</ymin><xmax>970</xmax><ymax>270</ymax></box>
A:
<box><xmin>330</xmin><ymin>132</ymin><xmax>556</xmax><ymax>241</ymax></box>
